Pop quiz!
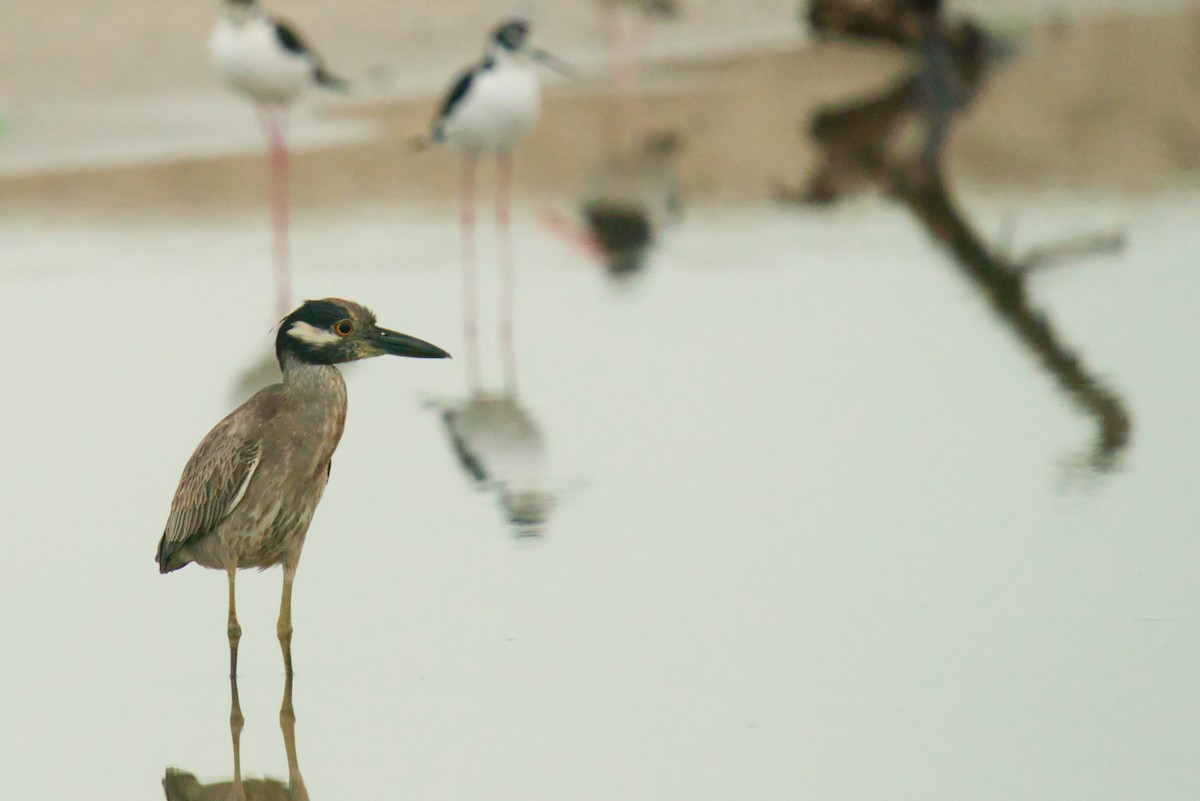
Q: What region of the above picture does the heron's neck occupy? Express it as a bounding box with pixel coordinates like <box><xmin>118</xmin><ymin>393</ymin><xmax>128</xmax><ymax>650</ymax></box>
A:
<box><xmin>278</xmin><ymin>353</ymin><xmax>349</xmax><ymax>455</ymax></box>
<box><xmin>280</xmin><ymin>354</ymin><xmax>346</xmax><ymax>399</ymax></box>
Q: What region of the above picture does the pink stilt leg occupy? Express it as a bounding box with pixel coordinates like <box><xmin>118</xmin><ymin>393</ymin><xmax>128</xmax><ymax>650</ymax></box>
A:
<box><xmin>496</xmin><ymin>154</ymin><xmax>518</xmax><ymax>394</ymax></box>
<box><xmin>604</xmin><ymin>9</ymin><xmax>642</xmax><ymax>150</ymax></box>
<box><xmin>601</xmin><ymin>10</ymin><xmax>624</xmax><ymax>150</ymax></box>
<box><xmin>461</xmin><ymin>158</ymin><xmax>482</xmax><ymax>393</ymax></box>
<box><xmin>260</xmin><ymin>106</ymin><xmax>292</xmax><ymax>319</ymax></box>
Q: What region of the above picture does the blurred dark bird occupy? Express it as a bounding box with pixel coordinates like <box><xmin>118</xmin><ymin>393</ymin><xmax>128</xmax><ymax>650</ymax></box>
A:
<box><xmin>156</xmin><ymin>299</ymin><xmax>449</xmax><ymax>678</ymax></box>
<box><xmin>210</xmin><ymin>0</ymin><xmax>349</xmax><ymax>317</ymax></box>
<box><xmin>582</xmin><ymin>130</ymin><xmax>683</xmax><ymax>278</ymax></box>
<box><xmin>430</xmin><ymin>19</ymin><xmax>569</xmax><ymax>392</ymax></box>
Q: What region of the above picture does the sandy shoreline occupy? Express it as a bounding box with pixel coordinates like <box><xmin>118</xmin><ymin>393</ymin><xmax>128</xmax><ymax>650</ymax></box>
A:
<box><xmin>2</xmin><ymin>10</ymin><xmax>1197</xmax><ymax>218</ymax></box>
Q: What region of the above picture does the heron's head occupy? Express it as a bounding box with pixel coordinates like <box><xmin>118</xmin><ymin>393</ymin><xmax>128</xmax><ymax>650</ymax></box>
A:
<box><xmin>275</xmin><ymin>298</ymin><xmax>450</xmax><ymax>367</ymax></box>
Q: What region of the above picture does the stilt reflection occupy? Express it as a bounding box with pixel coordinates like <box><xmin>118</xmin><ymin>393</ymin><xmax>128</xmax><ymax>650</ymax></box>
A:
<box><xmin>162</xmin><ymin>674</ymin><xmax>308</xmax><ymax>801</ymax></box>
<box><xmin>436</xmin><ymin>391</ymin><xmax>555</xmax><ymax>538</ymax></box>
<box><xmin>785</xmin><ymin>0</ymin><xmax>1131</xmax><ymax>471</ymax></box>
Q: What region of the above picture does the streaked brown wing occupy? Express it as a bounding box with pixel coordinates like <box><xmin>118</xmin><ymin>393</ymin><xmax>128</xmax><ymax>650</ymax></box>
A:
<box><xmin>156</xmin><ymin>416</ymin><xmax>262</xmax><ymax>571</ymax></box>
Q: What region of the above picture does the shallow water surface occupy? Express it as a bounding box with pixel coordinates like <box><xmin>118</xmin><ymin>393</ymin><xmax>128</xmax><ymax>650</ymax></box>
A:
<box><xmin>0</xmin><ymin>187</ymin><xmax>1197</xmax><ymax>799</ymax></box>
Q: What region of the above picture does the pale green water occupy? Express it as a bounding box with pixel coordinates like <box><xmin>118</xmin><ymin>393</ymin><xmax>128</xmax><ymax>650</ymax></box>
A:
<box><xmin>0</xmin><ymin>186</ymin><xmax>1196</xmax><ymax>799</ymax></box>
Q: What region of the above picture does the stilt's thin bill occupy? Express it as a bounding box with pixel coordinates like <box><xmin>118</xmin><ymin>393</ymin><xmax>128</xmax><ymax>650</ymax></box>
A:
<box><xmin>373</xmin><ymin>328</ymin><xmax>452</xmax><ymax>359</ymax></box>
<box><xmin>530</xmin><ymin>48</ymin><xmax>577</xmax><ymax>79</ymax></box>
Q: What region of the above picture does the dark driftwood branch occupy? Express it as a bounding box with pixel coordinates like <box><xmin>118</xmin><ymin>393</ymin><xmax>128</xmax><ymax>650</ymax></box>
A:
<box><xmin>1018</xmin><ymin>230</ymin><xmax>1127</xmax><ymax>271</ymax></box>
<box><xmin>787</xmin><ymin>12</ymin><xmax>1133</xmax><ymax>470</ymax></box>
<box><xmin>889</xmin><ymin>169</ymin><xmax>1132</xmax><ymax>470</ymax></box>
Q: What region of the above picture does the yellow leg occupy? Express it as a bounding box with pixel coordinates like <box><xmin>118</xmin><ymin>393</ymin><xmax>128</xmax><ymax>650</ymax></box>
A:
<box><xmin>227</xmin><ymin>566</ymin><xmax>241</xmax><ymax>679</ymax></box>
<box><xmin>229</xmin><ymin>671</ymin><xmax>246</xmax><ymax>801</ymax></box>
<box><xmin>277</xmin><ymin>562</ymin><xmax>296</xmax><ymax>677</ymax></box>
<box><xmin>280</xmin><ymin>673</ymin><xmax>310</xmax><ymax>800</ymax></box>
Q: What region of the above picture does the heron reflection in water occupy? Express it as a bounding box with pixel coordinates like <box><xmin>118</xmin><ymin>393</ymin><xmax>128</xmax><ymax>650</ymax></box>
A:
<box><xmin>783</xmin><ymin>0</ymin><xmax>1131</xmax><ymax>471</ymax></box>
<box><xmin>162</xmin><ymin>673</ymin><xmax>307</xmax><ymax>801</ymax></box>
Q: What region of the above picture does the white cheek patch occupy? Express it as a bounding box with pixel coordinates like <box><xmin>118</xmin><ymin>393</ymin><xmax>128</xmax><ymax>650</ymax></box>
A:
<box><xmin>287</xmin><ymin>321</ymin><xmax>341</xmax><ymax>346</ymax></box>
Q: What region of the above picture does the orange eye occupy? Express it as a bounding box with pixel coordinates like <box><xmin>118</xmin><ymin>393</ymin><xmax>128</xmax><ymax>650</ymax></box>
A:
<box><xmin>334</xmin><ymin>319</ymin><xmax>354</xmax><ymax>337</ymax></box>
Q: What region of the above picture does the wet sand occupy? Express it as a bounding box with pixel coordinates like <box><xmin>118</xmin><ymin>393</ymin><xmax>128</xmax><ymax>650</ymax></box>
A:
<box><xmin>2</xmin><ymin>10</ymin><xmax>1198</xmax><ymax>219</ymax></box>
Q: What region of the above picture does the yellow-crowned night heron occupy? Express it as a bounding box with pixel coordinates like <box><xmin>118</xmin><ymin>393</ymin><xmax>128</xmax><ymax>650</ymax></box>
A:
<box><xmin>156</xmin><ymin>298</ymin><xmax>449</xmax><ymax>677</ymax></box>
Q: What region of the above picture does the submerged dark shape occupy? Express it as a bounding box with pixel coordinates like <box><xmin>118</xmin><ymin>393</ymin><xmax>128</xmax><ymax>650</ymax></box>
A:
<box><xmin>785</xmin><ymin>5</ymin><xmax>1131</xmax><ymax>472</ymax></box>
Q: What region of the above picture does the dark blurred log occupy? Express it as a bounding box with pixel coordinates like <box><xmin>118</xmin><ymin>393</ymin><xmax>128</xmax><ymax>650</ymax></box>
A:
<box><xmin>787</xmin><ymin>5</ymin><xmax>1132</xmax><ymax>470</ymax></box>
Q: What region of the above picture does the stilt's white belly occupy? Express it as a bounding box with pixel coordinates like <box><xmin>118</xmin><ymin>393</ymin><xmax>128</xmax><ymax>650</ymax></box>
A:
<box><xmin>441</xmin><ymin>67</ymin><xmax>542</xmax><ymax>157</ymax></box>
<box><xmin>210</xmin><ymin>19</ymin><xmax>310</xmax><ymax>105</ymax></box>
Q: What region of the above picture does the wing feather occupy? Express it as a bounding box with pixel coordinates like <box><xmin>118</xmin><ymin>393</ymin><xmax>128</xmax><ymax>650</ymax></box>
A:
<box><xmin>273</xmin><ymin>20</ymin><xmax>311</xmax><ymax>58</ymax></box>
<box><xmin>273</xmin><ymin>19</ymin><xmax>349</xmax><ymax>92</ymax></box>
<box><xmin>432</xmin><ymin>64</ymin><xmax>485</xmax><ymax>142</ymax></box>
<box><xmin>157</xmin><ymin>417</ymin><xmax>263</xmax><ymax>572</ymax></box>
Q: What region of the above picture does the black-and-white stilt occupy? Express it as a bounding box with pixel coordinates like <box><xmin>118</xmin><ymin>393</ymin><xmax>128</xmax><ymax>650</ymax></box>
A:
<box><xmin>430</xmin><ymin>19</ymin><xmax>567</xmax><ymax>394</ymax></box>
<box><xmin>210</xmin><ymin>0</ymin><xmax>348</xmax><ymax>318</ymax></box>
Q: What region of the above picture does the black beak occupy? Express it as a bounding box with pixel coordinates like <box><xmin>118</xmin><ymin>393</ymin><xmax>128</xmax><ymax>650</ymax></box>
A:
<box><xmin>373</xmin><ymin>327</ymin><xmax>451</xmax><ymax>359</ymax></box>
<box><xmin>530</xmin><ymin>48</ymin><xmax>576</xmax><ymax>79</ymax></box>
